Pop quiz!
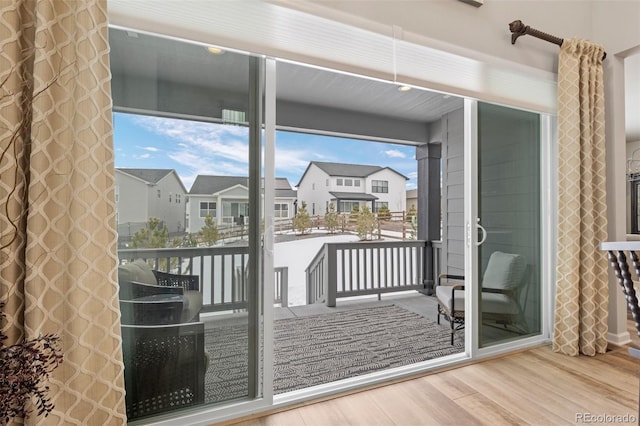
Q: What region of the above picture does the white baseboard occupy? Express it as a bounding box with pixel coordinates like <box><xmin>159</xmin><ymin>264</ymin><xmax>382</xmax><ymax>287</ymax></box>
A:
<box><xmin>607</xmin><ymin>331</ymin><xmax>632</xmax><ymax>346</ymax></box>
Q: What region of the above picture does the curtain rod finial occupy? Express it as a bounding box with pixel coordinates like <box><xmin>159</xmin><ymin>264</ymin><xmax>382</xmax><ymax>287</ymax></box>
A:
<box><xmin>509</xmin><ymin>20</ymin><xmax>528</xmax><ymax>45</ymax></box>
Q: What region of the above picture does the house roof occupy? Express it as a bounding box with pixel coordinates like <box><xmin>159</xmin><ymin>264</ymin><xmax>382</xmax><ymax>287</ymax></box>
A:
<box><xmin>190</xmin><ymin>175</ymin><xmax>295</xmax><ymax>196</ymax></box>
<box><xmin>329</xmin><ymin>191</ymin><xmax>378</xmax><ymax>201</ymax></box>
<box><xmin>117</xmin><ymin>168</ymin><xmax>173</xmax><ymax>184</ymax></box>
<box><xmin>297</xmin><ymin>161</ymin><xmax>408</xmax><ymax>187</ymax></box>
<box><xmin>116</xmin><ymin>168</ymin><xmax>187</xmax><ymax>192</ymax></box>
<box><xmin>189</xmin><ymin>175</ymin><xmax>249</xmax><ymax>195</ymax></box>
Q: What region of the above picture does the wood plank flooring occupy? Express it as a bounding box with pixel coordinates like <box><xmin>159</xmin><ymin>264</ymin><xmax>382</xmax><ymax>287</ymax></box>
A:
<box><xmin>219</xmin><ymin>343</ymin><xmax>639</xmax><ymax>426</ymax></box>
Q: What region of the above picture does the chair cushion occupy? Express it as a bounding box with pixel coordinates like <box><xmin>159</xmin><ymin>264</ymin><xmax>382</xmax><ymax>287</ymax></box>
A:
<box><xmin>481</xmin><ymin>292</ymin><xmax>519</xmax><ymax>315</ymax></box>
<box><xmin>436</xmin><ymin>285</ymin><xmax>465</xmax><ymax>313</ymax></box>
<box><xmin>482</xmin><ymin>252</ymin><xmax>527</xmax><ymax>290</ymax></box>
<box><xmin>118</xmin><ymin>259</ymin><xmax>157</xmax><ymax>285</ymax></box>
<box><xmin>181</xmin><ymin>291</ymin><xmax>203</xmax><ymax>322</ymax></box>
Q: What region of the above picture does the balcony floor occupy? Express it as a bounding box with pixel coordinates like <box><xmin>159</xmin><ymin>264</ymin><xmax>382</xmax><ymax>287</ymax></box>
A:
<box><xmin>200</xmin><ymin>292</ymin><xmax>531</xmax><ymax>404</ymax></box>
<box><xmin>273</xmin><ymin>291</ymin><xmax>440</xmax><ymax>322</ymax></box>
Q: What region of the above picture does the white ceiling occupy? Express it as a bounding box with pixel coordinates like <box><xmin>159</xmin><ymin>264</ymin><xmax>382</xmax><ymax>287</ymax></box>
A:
<box><xmin>109</xmin><ymin>27</ymin><xmax>637</xmax><ymax>144</ymax></box>
<box><xmin>109</xmin><ymin>27</ymin><xmax>462</xmax><ymax>144</ymax></box>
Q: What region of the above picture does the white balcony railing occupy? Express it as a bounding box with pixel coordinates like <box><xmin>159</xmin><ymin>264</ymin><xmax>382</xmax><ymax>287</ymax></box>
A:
<box><xmin>118</xmin><ymin>246</ymin><xmax>288</xmax><ymax>312</ymax></box>
<box><xmin>305</xmin><ymin>240</ymin><xmax>430</xmax><ymax>306</ymax></box>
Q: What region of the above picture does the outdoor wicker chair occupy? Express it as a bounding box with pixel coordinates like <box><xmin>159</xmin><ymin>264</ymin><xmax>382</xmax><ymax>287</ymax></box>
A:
<box><xmin>118</xmin><ymin>260</ymin><xmax>202</xmax><ymax>322</ymax></box>
<box><xmin>121</xmin><ymin>322</ymin><xmax>206</xmax><ymax>421</ymax></box>
<box><xmin>120</xmin><ymin>297</ymin><xmax>184</xmax><ymax>325</ymax></box>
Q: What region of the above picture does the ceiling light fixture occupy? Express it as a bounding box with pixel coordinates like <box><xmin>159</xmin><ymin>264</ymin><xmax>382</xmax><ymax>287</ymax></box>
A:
<box><xmin>391</xmin><ymin>26</ymin><xmax>410</xmax><ymax>93</ymax></box>
<box><xmin>206</xmin><ymin>46</ymin><xmax>225</xmax><ymax>55</ymax></box>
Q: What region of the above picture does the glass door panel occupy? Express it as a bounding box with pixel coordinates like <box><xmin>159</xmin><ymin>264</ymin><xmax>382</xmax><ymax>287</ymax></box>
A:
<box><xmin>476</xmin><ymin>102</ymin><xmax>542</xmax><ymax>348</ymax></box>
<box><xmin>110</xmin><ymin>27</ymin><xmax>263</xmax><ymax>420</ymax></box>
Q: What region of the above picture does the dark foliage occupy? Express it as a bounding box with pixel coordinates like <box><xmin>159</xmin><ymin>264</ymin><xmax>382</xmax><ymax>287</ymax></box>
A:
<box><xmin>0</xmin><ymin>302</ymin><xmax>63</xmax><ymax>424</ymax></box>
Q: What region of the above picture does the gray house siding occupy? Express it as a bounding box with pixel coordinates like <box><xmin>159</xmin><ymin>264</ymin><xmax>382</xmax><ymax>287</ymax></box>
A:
<box><xmin>442</xmin><ymin>107</ymin><xmax>465</xmax><ymax>277</ymax></box>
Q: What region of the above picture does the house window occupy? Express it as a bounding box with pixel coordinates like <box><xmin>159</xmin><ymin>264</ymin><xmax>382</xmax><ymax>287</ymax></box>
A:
<box><xmin>115</xmin><ymin>186</ymin><xmax>119</xmax><ymax>202</ymax></box>
<box><xmin>354</xmin><ymin>180</ymin><xmax>361</xmax><ymax>187</ymax></box>
<box><xmin>176</xmin><ymin>194</ymin><xmax>181</xmax><ymax>204</ymax></box>
<box><xmin>339</xmin><ymin>201</ymin><xmax>359</xmax><ymax>213</ymax></box>
<box><xmin>326</xmin><ymin>179</ymin><xmax>329</xmax><ymax>187</ymax></box>
<box><xmin>157</xmin><ymin>189</ymin><xmax>161</xmax><ymax>198</ymax></box>
<box><xmin>274</xmin><ymin>203</ymin><xmax>289</xmax><ymax>218</ymax></box>
<box><xmin>374</xmin><ymin>201</ymin><xmax>388</xmax><ymax>212</ymax></box>
<box><xmin>336</xmin><ymin>178</ymin><xmax>343</xmax><ymax>186</ymax></box>
<box><xmin>312</xmin><ymin>183</ymin><xmax>315</xmax><ymax>190</ymax></box>
<box><xmin>200</xmin><ymin>201</ymin><xmax>216</xmax><ymax>218</ymax></box>
<box><xmin>169</xmin><ymin>193</ymin><xmax>172</xmax><ymax>203</ymax></box>
<box><xmin>345</xmin><ymin>179</ymin><xmax>353</xmax><ymax>186</ymax></box>
<box><xmin>372</xmin><ymin>180</ymin><xmax>388</xmax><ymax>193</ymax></box>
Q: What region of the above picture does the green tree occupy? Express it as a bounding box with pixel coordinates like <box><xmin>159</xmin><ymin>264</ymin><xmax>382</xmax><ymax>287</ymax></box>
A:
<box><xmin>349</xmin><ymin>204</ymin><xmax>360</xmax><ymax>222</ymax></box>
<box><xmin>357</xmin><ymin>205</ymin><xmax>376</xmax><ymax>240</ymax></box>
<box><xmin>180</xmin><ymin>233</ymin><xmax>199</xmax><ymax>247</ymax></box>
<box><xmin>131</xmin><ymin>217</ymin><xmax>168</xmax><ymax>249</ymax></box>
<box><xmin>199</xmin><ymin>214</ymin><xmax>220</xmax><ymax>246</ymax></box>
<box><xmin>377</xmin><ymin>204</ymin><xmax>391</xmax><ymax>221</ymax></box>
<box><xmin>293</xmin><ymin>201</ymin><xmax>312</xmax><ymax>235</ymax></box>
<box><xmin>324</xmin><ymin>202</ymin><xmax>339</xmax><ymax>234</ymax></box>
<box><xmin>407</xmin><ymin>204</ymin><xmax>417</xmax><ymax>221</ymax></box>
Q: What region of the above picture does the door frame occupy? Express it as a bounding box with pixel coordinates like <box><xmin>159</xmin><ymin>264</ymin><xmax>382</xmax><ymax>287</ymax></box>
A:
<box><xmin>463</xmin><ymin>99</ymin><xmax>554</xmax><ymax>359</ymax></box>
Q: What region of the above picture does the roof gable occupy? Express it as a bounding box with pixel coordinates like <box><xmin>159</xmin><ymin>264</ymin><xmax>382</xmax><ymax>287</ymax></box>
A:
<box><xmin>297</xmin><ymin>161</ymin><xmax>408</xmax><ymax>186</ymax></box>
<box><xmin>189</xmin><ymin>175</ymin><xmax>250</xmax><ymax>195</ymax></box>
<box><xmin>116</xmin><ymin>168</ymin><xmax>188</xmax><ymax>192</ymax></box>
<box><xmin>117</xmin><ymin>168</ymin><xmax>173</xmax><ymax>184</ymax></box>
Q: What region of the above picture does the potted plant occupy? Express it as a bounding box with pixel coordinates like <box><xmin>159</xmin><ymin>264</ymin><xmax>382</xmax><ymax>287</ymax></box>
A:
<box><xmin>0</xmin><ymin>302</ymin><xmax>63</xmax><ymax>423</ymax></box>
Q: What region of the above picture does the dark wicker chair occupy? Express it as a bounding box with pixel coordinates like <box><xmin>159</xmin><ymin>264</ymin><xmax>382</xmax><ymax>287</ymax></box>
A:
<box><xmin>153</xmin><ymin>270</ymin><xmax>200</xmax><ymax>292</ymax></box>
<box><xmin>119</xmin><ymin>280</ymin><xmax>184</xmax><ymax>300</ymax></box>
<box><xmin>121</xmin><ymin>322</ymin><xmax>206</xmax><ymax>421</ymax></box>
<box><xmin>120</xmin><ymin>297</ymin><xmax>184</xmax><ymax>325</ymax></box>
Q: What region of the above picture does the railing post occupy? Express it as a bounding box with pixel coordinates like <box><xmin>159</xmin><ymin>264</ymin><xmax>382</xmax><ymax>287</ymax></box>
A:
<box><xmin>420</xmin><ymin>240</ymin><xmax>435</xmax><ymax>296</ymax></box>
<box><xmin>325</xmin><ymin>244</ymin><xmax>337</xmax><ymax>307</ymax></box>
<box><xmin>280</xmin><ymin>267</ymin><xmax>288</xmax><ymax>308</ymax></box>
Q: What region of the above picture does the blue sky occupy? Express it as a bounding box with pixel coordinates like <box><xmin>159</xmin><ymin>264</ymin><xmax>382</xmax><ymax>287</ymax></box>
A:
<box><xmin>113</xmin><ymin>112</ymin><xmax>418</xmax><ymax>191</ymax></box>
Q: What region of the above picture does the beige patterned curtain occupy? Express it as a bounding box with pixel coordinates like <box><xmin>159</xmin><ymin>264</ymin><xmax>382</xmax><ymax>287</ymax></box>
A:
<box><xmin>0</xmin><ymin>1</ymin><xmax>126</xmax><ymax>423</ymax></box>
<box><xmin>553</xmin><ymin>38</ymin><xmax>608</xmax><ymax>357</ymax></box>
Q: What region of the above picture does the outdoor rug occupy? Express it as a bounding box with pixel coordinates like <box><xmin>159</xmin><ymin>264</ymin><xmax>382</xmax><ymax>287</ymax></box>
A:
<box><xmin>204</xmin><ymin>304</ymin><xmax>464</xmax><ymax>403</ymax></box>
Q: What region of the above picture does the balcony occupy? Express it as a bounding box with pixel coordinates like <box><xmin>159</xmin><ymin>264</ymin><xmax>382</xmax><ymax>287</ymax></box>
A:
<box><xmin>117</xmin><ymin>239</ymin><xmax>459</xmax><ymax>413</ymax></box>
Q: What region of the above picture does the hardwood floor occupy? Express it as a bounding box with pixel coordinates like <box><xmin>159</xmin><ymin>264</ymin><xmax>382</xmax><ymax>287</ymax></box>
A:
<box><xmin>220</xmin><ymin>344</ymin><xmax>639</xmax><ymax>426</ymax></box>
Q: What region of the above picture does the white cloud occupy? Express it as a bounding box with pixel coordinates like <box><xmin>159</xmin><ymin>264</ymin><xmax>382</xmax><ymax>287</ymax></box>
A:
<box><xmin>406</xmin><ymin>182</ymin><xmax>417</xmax><ymax>190</ymax></box>
<box><xmin>384</xmin><ymin>149</ymin><xmax>406</xmax><ymax>159</ymax></box>
<box><xmin>273</xmin><ymin>148</ymin><xmax>314</xmax><ymax>174</ymax></box>
<box><xmin>140</xmin><ymin>146</ymin><xmax>160</xmax><ymax>152</ymax></box>
<box><xmin>131</xmin><ymin>115</ymin><xmax>252</xmax><ymax>180</ymax></box>
<box><xmin>407</xmin><ymin>171</ymin><xmax>418</xmax><ymax>179</ymax></box>
<box><xmin>134</xmin><ymin>153</ymin><xmax>151</xmax><ymax>159</ymax></box>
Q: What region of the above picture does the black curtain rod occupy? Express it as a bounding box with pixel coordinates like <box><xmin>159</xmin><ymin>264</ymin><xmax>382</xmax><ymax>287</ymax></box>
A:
<box><xmin>508</xmin><ymin>20</ymin><xmax>607</xmax><ymax>60</ymax></box>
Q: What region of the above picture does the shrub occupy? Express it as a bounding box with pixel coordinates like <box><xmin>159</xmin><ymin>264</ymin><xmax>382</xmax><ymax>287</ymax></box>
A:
<box><xmin>293</xmin><ymin>201</ymin><xmax>312</xmax><ymax>235</ymax></box>
<box><xmin>324</xmin><ymin>203</ymin><xmax>339</xmax><ymax>234</ymax></box>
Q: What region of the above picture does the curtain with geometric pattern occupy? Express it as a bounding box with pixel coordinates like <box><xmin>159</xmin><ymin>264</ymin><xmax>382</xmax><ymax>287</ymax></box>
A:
<box><xmin>0</xmin><ymin>1</ymin><xmax>126</xmax><ymax>423</ymax></box>
<box><xmin>553</xmin><ymin>38</ymin><xmax>608</xmax><ymax>357</ymax></box>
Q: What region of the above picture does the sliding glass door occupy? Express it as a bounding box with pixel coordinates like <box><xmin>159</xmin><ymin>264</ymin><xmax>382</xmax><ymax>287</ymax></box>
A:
<box><xmin>465</xmin><ymin>100</ymin><xmax>543</xmax><ymax>350</ymax></box>
<box><xmin>109</xmin><ymin>28</ymin><xmax>265</xmax><ymax>421</ymax></box>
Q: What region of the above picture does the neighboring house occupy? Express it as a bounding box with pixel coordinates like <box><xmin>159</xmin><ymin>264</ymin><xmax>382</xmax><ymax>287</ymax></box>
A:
<box><xmin>274</xmin><ymin>177</ymin><xmax>298</xmax><ymax>220</ymax></box>
<box><xmin>406</xmin><ymin>189</ymin><xmax>418</xmax><ymax>212</ymax></box>
<box><xmin>296</xmin><ymin>161</ymin><xmax>408</xmax><ymax>215</ymax></box>
<box><xmin>187</xmin><ymin>176</ymin><xmax>297</xmax><ymax>232</ymax></box>
<box><xmin>115</xmin><ymin>168</ymin><xmax>187</xmax><ymax>236</ymax></box>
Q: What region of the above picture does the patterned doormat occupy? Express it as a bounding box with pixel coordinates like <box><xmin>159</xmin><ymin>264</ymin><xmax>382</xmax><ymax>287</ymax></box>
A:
<box><xmin>204</xmin><ymin>304</ymin><xmax>464</xmax><ymax>403</ymax></box>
